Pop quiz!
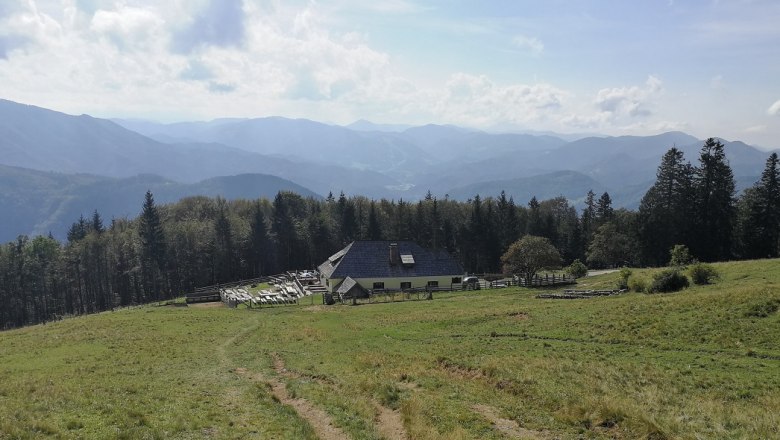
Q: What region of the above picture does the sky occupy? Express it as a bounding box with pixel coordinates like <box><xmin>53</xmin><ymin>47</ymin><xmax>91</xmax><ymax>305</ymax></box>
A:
<box><xmin>0</xmin><ymin>0</ymin><xmax>779</xmax><ymax>148</ymax></box>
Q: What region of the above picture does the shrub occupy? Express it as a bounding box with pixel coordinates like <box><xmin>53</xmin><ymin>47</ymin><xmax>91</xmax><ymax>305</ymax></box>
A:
<box><xmin>649</xmin><ymin>269</ymin><xmax>689</xmax><ymax>293</ymax></box>
<box><xmin>669</xmin><ymin>244</ymin><xmax>693</xmax><ymax>268</ymax></box>
<box><xmin>566</xmin><ymin>259</ymin><xmax>588</xmax><ymax>278</ymax></box>
<box><xmin>688</xmin><ymin>262</ymin><xmax>720</xmax><ymax>285</ymax></box>
<box><xmin>616</xmin><ymin>268</ymin><xmax>632</xmax><ymax>290</ymax></box>
<box><xmin>628</xmin><ymin>275</ymin><xmax>648</xmax><ymax>293</ymax></box>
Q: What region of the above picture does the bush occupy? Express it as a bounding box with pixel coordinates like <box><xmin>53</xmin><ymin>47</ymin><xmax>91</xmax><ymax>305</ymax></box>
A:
<box><xmin>616</xmin><ymin>268</ymin><xmax>632</xmax><ymax>290</ymax></box>
<box><xmin>688</xmin><ymin>262</ymin><xmax>720</xmax><ymax>285</ymax></box>
<box><xmin>669</xmin><ymin>244</ymin><xmax>693</xmax><ymax>268</ymax></box>
<box><xmin>628</xmin><ymin>275</ymin><xmax>648</xmax><ymax>293</ymax></box>
<box><xmin>649</xmin><ymin>269</ymin><xmax>689</xmax><ymax>293</ymax></box>
<box><xmin>566</xmin><ymin>259</ymin><xmax>588</xmax><ymax>278</ymax></box>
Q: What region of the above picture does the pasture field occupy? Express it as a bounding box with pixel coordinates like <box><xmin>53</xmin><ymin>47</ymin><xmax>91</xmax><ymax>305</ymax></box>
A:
<box><xmin>1</xmin><ymin>259</ymin><xmax>779</xmax><ymax>439</ymax></box>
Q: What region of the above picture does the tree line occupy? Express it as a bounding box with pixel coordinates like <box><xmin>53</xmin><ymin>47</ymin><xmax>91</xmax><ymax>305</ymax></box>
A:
<box><xmin>1</xmin><ymin>139</ymin><xmax>778</xmax><ymax>329</ymax></box>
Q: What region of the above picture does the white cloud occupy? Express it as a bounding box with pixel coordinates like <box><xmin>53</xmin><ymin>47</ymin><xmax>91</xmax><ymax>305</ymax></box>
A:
<box><xmin>594</xmin><ymin>75</ymin><xmax>663</xmax><ymax>118</ymax></box>
<box><xmin>90</xmin><ymin>5</ymin><xmax>166</xmax><ymax>51</ymax></box>
<box><xmin>364</xmin><ymin>1</ymin><xmax>430</xmax><ymax>14</ymax></box>
<box><xmin>430</xmin><ymin>73</ymin><xmax>567</xmax><ymax>127</ymax></box>
<box><xmin>512</xmin><ymin>34</ymin><xmax>544</xmax><ymax>55</ymax></box>
<box><xmin>745</xmin><ymin>125</ymin><xmax>767</xmax><ymax>133</ymax></box>
<box><xmin>768</xmin><ymin>100</ymin><xmax>780</xmax><ymax>116</ymax></box>
<box><xmin>0</xmin><ymin>2</ymin><xmax>399</xmax><ymax>119</ymax></box>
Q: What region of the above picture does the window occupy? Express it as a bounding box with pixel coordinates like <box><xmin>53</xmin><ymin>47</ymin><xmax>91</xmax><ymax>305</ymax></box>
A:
<box><xmin>373</xmin><ymin>281</ymin><xmax>385</xmax><ymax>290</ymax></box>
<box><xmin>427</xmin><ymin>281</ymin><xmax>439</xmax><ymax>287</ymax></box>
<box><xmin>400</xmin><ymin>282</ymin><xmax>411</xmax><ymax>290</ymax></box>
<box><xmin>451</xmin><ymin>277</ymin><xmax>462</xmax><ymax>284</ymax></box>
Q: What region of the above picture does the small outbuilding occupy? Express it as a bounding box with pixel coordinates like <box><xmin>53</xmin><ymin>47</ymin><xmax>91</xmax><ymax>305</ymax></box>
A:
<box><xmin>318</xmin><ymin>240</ymin><xmax>464</xmax><ymax>294</ymax></box>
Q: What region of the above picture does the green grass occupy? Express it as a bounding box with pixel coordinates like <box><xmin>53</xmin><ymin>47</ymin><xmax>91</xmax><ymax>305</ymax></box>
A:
<box><xmin>2</xmin><ymin>259</ymin><xmax>780</xmax><ymax>439</ymax></box>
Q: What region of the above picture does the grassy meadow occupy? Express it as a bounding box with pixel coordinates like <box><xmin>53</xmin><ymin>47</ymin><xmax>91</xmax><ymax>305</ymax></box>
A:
<box><xmin>1</xmin><ymin>259</ymin><xmax>779</xmax><ymax>439</ymax></box>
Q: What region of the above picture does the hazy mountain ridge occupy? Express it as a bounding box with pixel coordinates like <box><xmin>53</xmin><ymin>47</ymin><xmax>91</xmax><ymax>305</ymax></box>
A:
<box><xmin>0</xmin><ymin>164</ymin><xmax>319</xmax><ymax>242</ymax></box>
<box><xmin>0</xmin><ymin>100</ymin><xmax>400</xmax><ymax>196</ymax></box>
<box><xmin>113</xmin><ymin>116</ymin><xmax>435</xmax><ymax>179</ymax></box>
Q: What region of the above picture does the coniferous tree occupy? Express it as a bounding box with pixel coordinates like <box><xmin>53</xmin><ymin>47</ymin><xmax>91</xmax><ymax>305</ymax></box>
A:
<box><xmin>212</xmin><ymin>201</ymin><xmax>235</xmax><ymax>283</ymax></box>
<box><xmin>595</xmin><ymin>192</ymin><xmax>614</xmax><ymax>225</ymax></box>
<box><xmin>272</xmin><ymin>192</ymin><xmax>298</xmax><ymax>270</ymax></box>
<box><xmin>638</xmin><ymin>148</ymin><xmax>695</xmax><ymax>266</ymax></box>
<box><xmin>430</xmin><ymin>198</ymin><xmax>442</xmax><ymax>249</ymax></box>
<box><xmin>461</xmin><ymin>195</ymin><xmax>485</xmax><ymax>273</ymax></box>
<box><xmin>366</xmin><ymin>201</ymin><xmax>382</xmax><ymax>240</ymax></box>
<box><xmin>91</xmin><ymin>210</ymin><xmax>104</xmax><ymax>234</ymax></box>
<box><xmin>67</xmin><ymin>215</ymin><xmax>88</xmax><ymax>242</ymax></box>
<box><xmin>247</xmin><ymin>202</ymin><xmax>273</xmax><ymax>276</ymax></box>
<box><xmin>138</xmin><ymin>190</ymin><xmax>167</xmax><ymax>300</ymax></box>
<box><xmin>414</xmin><ymin>201</ymin><xmax>431</xmax><ymax>246</ymax></box>
<box><xmin>691</xmin><ymin>138</ymin><xmax>736</xmax><ymax>261</ymax></box>
<box><xmin>496</xmin><ymin>191</ymin><xmax>520</xmax><ymax>252</ymax></box>
<box><xmin>738</xmin><ymin>153</ymin><xmax>780</xmax><ymax>258</ymax></box>
<box><xmin>483</xmin><ymin>201</ymin><xmax>501</xmax><ymax>272</ymax></box>
<box><xmin>527</xmin><ymin>196</ymin><xmax>542</xmax><ymax>236</ymax></box>
<box><xmin>581</xmin><ymin>189</ymin><xmax>597</xmax><ymax>244</ymax></box>
<box><xmin>336</xmin><ymin>192</ymin><xmax>358</xmax><ymax>244</ymax></box>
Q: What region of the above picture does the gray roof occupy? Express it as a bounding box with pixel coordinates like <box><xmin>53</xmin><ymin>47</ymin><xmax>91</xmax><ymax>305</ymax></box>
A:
<box><xmin>322</xmin><ymin>240</ymin><xmax>462</xmax><ymax>280</ymax></box>
<box><xmin>335</xmin><ymin>276</ymin><xmax>360</xmax><ymax>294</ymax></box>
<box><xmin>318</xmin><ymin>242</ymin><xmax>353</xmax><ymax>279</ymax></box>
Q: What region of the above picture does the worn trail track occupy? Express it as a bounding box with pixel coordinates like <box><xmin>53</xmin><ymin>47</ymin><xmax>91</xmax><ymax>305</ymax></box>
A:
<box><xmin>272</xmin><ymin>353</ymin><xmax>408</xmax><ymax>440</ymax></box>
<box><xmin>472</xmin><ymin>404</ymin><xmax>552</xmax><ymax>440</ymax></box>
<box><xmin>218</xmin><ymin>319</ymin><xmax>408</xmax><ymax>439</ymax></box>
<box><xmin>217</xmin><ymin>318</ymin><xmax>348</xmax><ymax>440</ymax></box>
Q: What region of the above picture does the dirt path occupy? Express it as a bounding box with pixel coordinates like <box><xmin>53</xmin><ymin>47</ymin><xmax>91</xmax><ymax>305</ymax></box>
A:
<box><xmin>375</xmin><ymin>404</ymin><xmax>407</xmax><ymax>440</ymax></box>
<box><xmin>472</xmin><ymin>404</ymin><xmax>551</xmax><ymax>440</ymax></box>
<box><xmin>265</xmin><ymin>354</ymin><xmax>349</xmax><ymax>440</ymax></box>
<box><xmin>272</xmin><ymin>353</ymin><xmax>408</xmax><ymax>440</ymax></box>
<box><xmin>218</xmin><ymin>321</ymin><xmax>349</xmax><ymax>440</ymax></box>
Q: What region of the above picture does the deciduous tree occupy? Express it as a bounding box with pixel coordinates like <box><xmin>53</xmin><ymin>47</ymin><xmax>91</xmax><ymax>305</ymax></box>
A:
<box><xmin>501</xmin><ymin>235</ymin><xmax>561</xmax><ymax>285</ymax></box>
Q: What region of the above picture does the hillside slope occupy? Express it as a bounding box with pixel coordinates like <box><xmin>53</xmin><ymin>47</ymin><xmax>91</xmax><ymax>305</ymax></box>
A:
<box><xmin>1</xmin><ymin>259</ymin><xmax>778</xmax><ymax>439</ymax></box>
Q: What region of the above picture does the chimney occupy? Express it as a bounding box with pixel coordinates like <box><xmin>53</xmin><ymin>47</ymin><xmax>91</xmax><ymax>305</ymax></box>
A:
<box><xmin>389</xmin><ymin>242</ymin><xmax>400</xmax><ymax>265</ymax></box>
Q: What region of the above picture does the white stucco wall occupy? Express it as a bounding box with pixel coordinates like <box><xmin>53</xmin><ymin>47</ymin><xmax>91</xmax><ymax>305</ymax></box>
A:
<box><xmin>326</xmin><ymin>275</ymin><xmax>463</xmax><ymax>293</ymax></box>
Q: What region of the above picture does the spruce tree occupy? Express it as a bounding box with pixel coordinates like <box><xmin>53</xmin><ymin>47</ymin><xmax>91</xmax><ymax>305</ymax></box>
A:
<box><xmin>249</xmin><ymin>203</ymin><xmax>273</xmax><ymax>275</ymax></box>
<box><xmin>692</xmin><ymin>138</ymin><xmax>736</xmax><ymax>261</ymax></box>
<box><xmin>213</xmin><ymin>201</ymin><xmax>234</xmax><ymax>283</ymax></box>
<box><xmin>638</xmin><ymin>148</ymin><xmax>695</xmax><ymax>266</ymax></box>
<box><xmin>739</xmin><ymin>153</ymin><xmax>780</xmax><ymax>258</ymax></box>
<box><xmin>527</xmin><ymin>196</ymin><xmax>542</xmax><ymax>236</ymax></box>
<box><xmin>91</xmin><ymin>210</ymin><xmax>104</xmax><ymax>234</ymax></box>
<box><xmin>67</xmin><ymin>215</ymin><xmax>88</xmax><ymax>242</ymax></box>
<box><xmin>138</xmin><ymin>190</ymin><xmax>167</xmax><ymax>300</ymax></box>
<box><xmin>581</xmin><ymin>189</ymin><xmax>596</xmax><ymax>239</ymax></box>
<box><xmin>595</xmin><ymin>192</ymin><xmax>614</xmax><ymax>224</ymax></box>
<box><xmin>367</xmin><ymin>201</ymin><xmax>382</xmax><ymax>240</ymax></box>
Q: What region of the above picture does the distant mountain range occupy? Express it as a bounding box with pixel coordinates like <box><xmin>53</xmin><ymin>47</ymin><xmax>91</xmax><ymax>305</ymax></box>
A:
<box><xmin>1</xmin><ymin>98</ymin><xmax>777</xmax><ymax>241</ymax></box>
<box><xmin>0</xmin><ymin>100</ymin><xmax>400</xmax><ymax>195</ymax></box>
